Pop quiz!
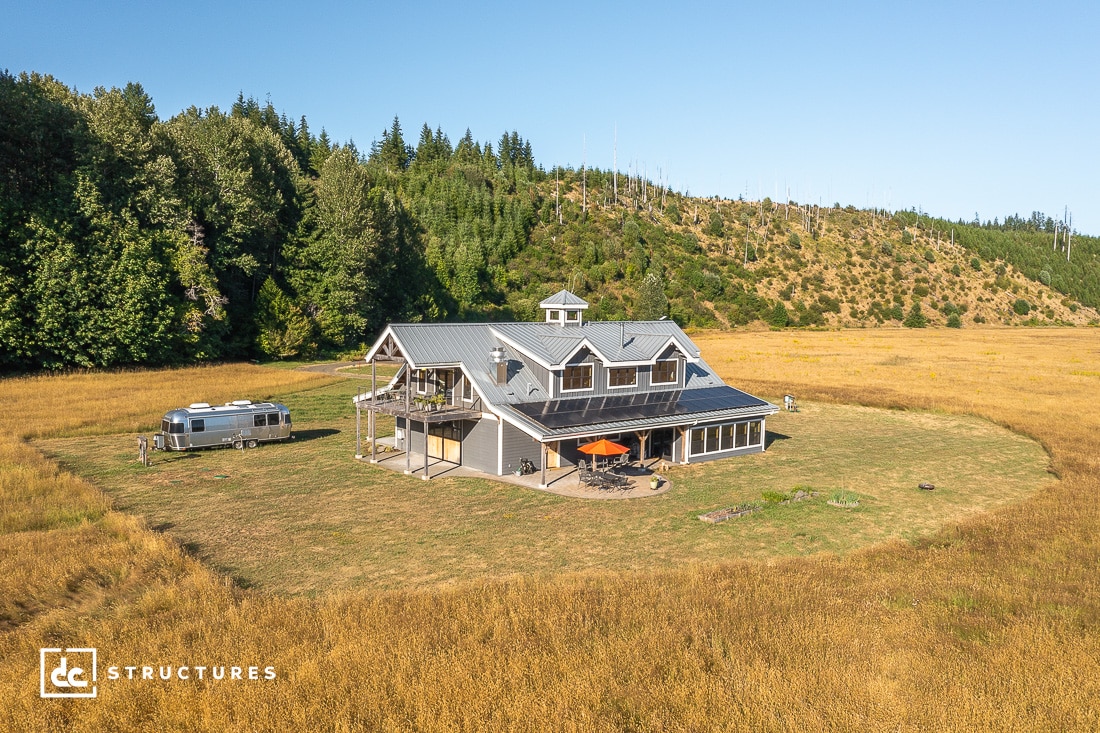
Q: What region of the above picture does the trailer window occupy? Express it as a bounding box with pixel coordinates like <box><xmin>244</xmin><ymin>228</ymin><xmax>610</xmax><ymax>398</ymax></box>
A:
<box><xmin>266</xmin><ymin>413</ymin><xmax>279</xmax><ymax>426</ymax></box>
<box><xmin>171</xmin><ymin>422</ymin><xmax>184</xmax><ymax>433</ymax></box>
<box><xmin>191</xmin><ymin>419</ymin><xmax>205</xmax><ymax>433</ymax></box>
<box><xmin>255</xmin><ymin>414</ymin><xmax>266</xmax><ymax>427</ymax></box>
<box><xmin>162</xmin><ymin>420</ymin><xmax>170</xmax><ymax>434</ymax></box>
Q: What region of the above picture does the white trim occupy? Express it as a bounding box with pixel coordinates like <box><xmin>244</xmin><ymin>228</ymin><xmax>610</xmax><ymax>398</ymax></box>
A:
<box><xmin>560</xmin><ymin>363</ymin><xmax>594</xmax><ymax>393</ymax></box>
<box><xmin>497</xmin><ymin>419</ymin><xmax>504</xmax><ymax>475</ymax></box>
<box><xmin>606</xmin><ymin>366</ymin><xmax>638</xmax><ymax>390</ymax></box>
<box><xmin>557</xmin><ymin>338</ymin><xmax>613</xmax><ymax>369</ymax></box>
<box><xmin>651</xmin><ymin>359</ymin><xmax>679</xmax><ymax>386</ymax></box>
<box><xmin>687</xmin><ymin>419</ymin><xmax>765</xmax><ymax>458</ymax></box>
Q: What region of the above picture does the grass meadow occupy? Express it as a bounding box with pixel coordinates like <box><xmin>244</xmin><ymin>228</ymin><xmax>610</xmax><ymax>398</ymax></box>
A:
<box><xmin>35</xmin><ymin>386</ymin><xmax>1050</xmax><ymax>594</ymax></box>
<box><xmin>2</xmin><ymin>330</ymin><xmax>1099</xmax><ymax>730</ymax></box>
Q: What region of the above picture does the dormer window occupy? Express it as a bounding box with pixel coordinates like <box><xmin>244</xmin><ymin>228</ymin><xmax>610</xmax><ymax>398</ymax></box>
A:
<box><xmin>548</xmin><ymin>309</ymin><xmax>560</xmax><ymax>321</ymax></box>
<box><xmin>562</xmin><ymin>364</ymin><xmax>593</xmax><ymax>391</ymax></box>
<box><xmin>608</xmin><ymin>367</ymin><xmax>637</xmax><ymax>388</ymax></box>
<box><xmin>566</xmin><ymin>310</ymin><xmax>580</xmax><ymax>322</ymax></box>
<box><xmin>653</xmin><ymin>360</ymin><xmax>677</xmax><ymax>385</ymax></box>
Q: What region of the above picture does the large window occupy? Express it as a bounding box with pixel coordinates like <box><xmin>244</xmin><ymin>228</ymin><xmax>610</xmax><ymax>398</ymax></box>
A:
<box><xmin>608</xmin><ymin>367</ymin><xmax>637</xmax><ymax>388</ymax></box>
<box><xmin>562</xmin><ymin>364</ymin><xmax>593</xmax><ymax>391</ymax></box>
<box><xmin>416</xmin><ymin>369</ymin><xmax>428</xmax><ymax>394</ymax></box>
<box><xmin>462</xmin><ymin>377</ymin><xmax>473</xmax><ymax>402</ymax></box>
<box><xmin>689</xmin><ymin>420</ymin><xmax>764</xmax><ymax>457</ymax></box>
<box><xmin>653</xmin><ymin>359</ymin><xmax>677</xmax><ymax>385</ymax></box>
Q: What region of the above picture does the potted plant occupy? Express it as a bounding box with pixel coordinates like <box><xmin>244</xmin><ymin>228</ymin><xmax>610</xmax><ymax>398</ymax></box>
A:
<box><xmin>649</xmin><ymin>475</ymin><xmax>661</xmax><ymax>490</ymax></box>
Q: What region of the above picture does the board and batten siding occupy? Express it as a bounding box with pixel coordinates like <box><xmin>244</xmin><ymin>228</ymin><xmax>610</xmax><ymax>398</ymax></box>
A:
<box><xmin>551</xmin><ymin>348</ymin><xmax>685</xmax><ymax>398</ymax></box>
<box><xmin>501</xmin><ymin>420</ymin><xmax>541</xmax><ymax>473</ymax></box>
<box><xmin>461</xmin><ymin>417</ymin><xmax>499</xmax><ymax>474</ymax></box>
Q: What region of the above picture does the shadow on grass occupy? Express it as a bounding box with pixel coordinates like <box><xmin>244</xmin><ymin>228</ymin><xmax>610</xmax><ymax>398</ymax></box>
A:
<box><xmin>291</xmin><ymin>428</ymin><xmax>340</xmax><ymax>443</ymax></box>
<box><xmin>154</xmin><ymin>452</ymin><xmax>200</xmax><ymax>464</ymax></box>
<box><xmin>765</xmin><ymin>431</ymin><xmax>792</xmax><ymax>449</ymax></box>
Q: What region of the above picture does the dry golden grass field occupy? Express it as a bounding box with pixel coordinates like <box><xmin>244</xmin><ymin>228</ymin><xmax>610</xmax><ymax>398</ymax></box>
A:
<box><xmin>2</xmin><ymin>330</ymin><xmax>1099</xmax><ymax>731</ymax></box>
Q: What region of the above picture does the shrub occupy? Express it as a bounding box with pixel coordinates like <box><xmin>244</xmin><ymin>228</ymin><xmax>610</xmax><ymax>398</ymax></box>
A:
<box><xmin>995</xmin><ymin>263</ymin><xmax>1007</xmax><ymax>276</ymax></box>
<box><xmin>1038</xmin><ymin>269</ymin><xmax>1051</xmax><ymax>286</ymax></box>
<box><xmin>762</xmin><ymin>490</ymin><xmax>791</xmax><ymax>504</ymax></box>
<box><xmin>789</xmin><ymin>233</ymin><xmax>802</xmax><ymax>249</ymax></box>
<box><xmin>1013</xmin><ymin>299</ymin><xmax>1031</xmax><ymax>316</ymax></box>
<box><xmin>951</xmin><ymin>264</ymin><xmax>962</xmax><ymax>276</ymax></box>
<box><xmin>828</xmin><ymin>490</ymin><xmax>860</xmax><ymax>507</ymax></box>
<box><xmin>901</xmin><ymin>230</ymin><xmax>913</xmax><ymax>245</ymax></box>
<box><xmin>904</xmin><ymin>302</ymin><xmax>927</xmax><ymax>328</ymax></box>
<box><xmin>880</xmin><ymin>241</ymin><xmax>894</xmax><ymax>256</ymax></box>
<box><xmin>946</xmin><ymin>313</ymin><xmax>962</xmax><ymax>328</ymax></box>
<box><xmin>923</xmin><ymin>250</ymin><xmax>936</xmax><ymax>263</ymax></box>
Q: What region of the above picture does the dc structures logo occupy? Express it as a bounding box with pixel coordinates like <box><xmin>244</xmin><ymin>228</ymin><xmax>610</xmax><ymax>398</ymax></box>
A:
<box><xmin>40</xmin><ymin>648</ymin><xmax>97</xmax><ymax>699</ymax></box>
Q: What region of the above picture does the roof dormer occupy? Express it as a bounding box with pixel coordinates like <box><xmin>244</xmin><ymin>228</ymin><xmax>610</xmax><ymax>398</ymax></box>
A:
<box><xmin>539</xmin><ymin>289</ymin><xmax>588</xmax><ymax>327</ymax></box>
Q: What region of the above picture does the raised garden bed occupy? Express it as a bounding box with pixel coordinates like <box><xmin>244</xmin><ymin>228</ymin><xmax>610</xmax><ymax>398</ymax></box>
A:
<box><xmin>699</xmin><ymin>504</ymin><xmax>761</xmax><ymax>523</ymax></box>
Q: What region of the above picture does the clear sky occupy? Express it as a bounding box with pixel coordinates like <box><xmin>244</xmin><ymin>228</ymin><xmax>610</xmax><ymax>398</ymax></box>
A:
<box><xmin>4</xmin><ymin>0</ymin><xmax>1098</xmax><ymax>233</ymax></box>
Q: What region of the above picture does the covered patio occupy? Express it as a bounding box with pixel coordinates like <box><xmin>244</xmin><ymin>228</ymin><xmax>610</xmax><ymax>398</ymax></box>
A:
<box><xmin>358</xmin><ymin>449</ymin><xmax>672</xmax><ymax>499</ymax></box>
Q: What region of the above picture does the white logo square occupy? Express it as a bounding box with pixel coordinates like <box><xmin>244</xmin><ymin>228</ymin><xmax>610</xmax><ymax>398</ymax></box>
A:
<box><xmin>40</xmin><ymin>647</ymin><xmax>97</xmax><ymax>699</ymax></box>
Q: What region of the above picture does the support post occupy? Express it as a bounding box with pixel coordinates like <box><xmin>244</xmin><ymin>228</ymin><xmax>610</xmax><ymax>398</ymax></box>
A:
<box><xmin>405</xmin><ymin>384</ymin><xmax>411</xmax><ymax>474</ymax></box>
<box><xmin>355</xmin><ymin>399</ymin><xmax>362</xmax><ymax>458</ymax></box>
<box><xmin>539</xmin><ymin>443</ymin><xmax>548</xmax><ymax>489</ymax></box>
<box><xmin>423</xmin><ymin>418</ymin><xmax>430</xmax><ymax>480</ymax></box>
<box><xmin>370</xmin><ymin>360</ymin><xmax>378</xmax><ymax>463</ymax></box>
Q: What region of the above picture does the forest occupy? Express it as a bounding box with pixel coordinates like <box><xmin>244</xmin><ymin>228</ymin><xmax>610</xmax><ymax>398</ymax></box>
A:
<box><xmin>1</xmin><ymin>71</ymin><xmax>1097</xmax><ymax>372</ymax></box>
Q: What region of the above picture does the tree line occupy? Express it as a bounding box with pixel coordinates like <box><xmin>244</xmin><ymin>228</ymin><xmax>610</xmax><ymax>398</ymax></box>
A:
<box><xmin>0</xmin><ymin>72</ymin><xmax>543</xmax><ymax>370</ymax></box>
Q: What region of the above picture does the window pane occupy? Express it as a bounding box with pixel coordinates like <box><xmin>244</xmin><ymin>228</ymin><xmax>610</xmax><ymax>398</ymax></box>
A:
<box><xmin>564</xmin><ymin>365</ymin><xmax>592</xmax><ymax>390</ymax></box>
<box><xmin>736</xmin><ymin>422</ymin><xmax>748</xmax><ymax>448</ymax></box>
<box><xmin>690</xmin><ymin>428</ymin><xmax>705</xmax><ymax>456</ymax></box>
<box><xmin>721</xmin><ymin>424</ymin><xmax>734</xmax><ymax>450</ymax></box>
<box><xmin>610</xmin><ymin>367</ymin><xmax>637</xmax><ymax>387</ymax></box>
<box><xmin>653</xmin><ymin>360</ymin><xmax>677</xmax><ymax>384</ymax></box>
<box><xmin>749</xmin><ymin>420</ymin><xmax>762</xmax><ymax>445</ymax></box>
<box><xmin>266</xmin><ymin>413</ymin><xmax>279</xmax><ymax>426</ymax></box>
<box><xmin>170</xmin><ymin>422</ymin><xmax>184</xmax><ymax>434</ymax></box>
<box><xmin>255</xmin><ymin>414</ymin><xmax>266</xmax><ymax>427</ymax></box>
<box><xmin>706</xmin><ymin>426</ymin><xmax>719</xmax><ymax>452</ymax></box>
<box><xmin>191</xmin><ymin>419</ymin><xmax>205</xmax><ymax>433</ymax></box>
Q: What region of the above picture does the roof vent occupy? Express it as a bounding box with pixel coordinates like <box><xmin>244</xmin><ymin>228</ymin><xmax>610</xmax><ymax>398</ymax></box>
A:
<box><xmin>188</xmin><ymin>402</ymin><xmax>211</xmax><ymax>409</ymax></box>
<box><xmin>231</xmin><ymin>400</ymin><xmax>252</xmax><ymax>406</ymax></box>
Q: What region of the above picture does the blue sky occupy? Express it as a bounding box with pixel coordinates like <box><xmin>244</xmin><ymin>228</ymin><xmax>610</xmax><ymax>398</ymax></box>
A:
<box><xmin>5</xmin><ymin>0</ymin><xmax>1098</xmax><ymax>233</ymax></box>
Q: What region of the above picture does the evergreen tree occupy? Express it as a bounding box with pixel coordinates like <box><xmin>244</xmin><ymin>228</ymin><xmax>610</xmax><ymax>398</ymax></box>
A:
<box><xmin>903</xmin><ymin>302</ymin><xmax>927</xmax><ymax>328</ymax></box>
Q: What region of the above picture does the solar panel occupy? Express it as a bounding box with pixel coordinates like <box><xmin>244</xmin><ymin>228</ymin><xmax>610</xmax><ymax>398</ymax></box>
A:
<box><xmin>512</xmin><ymin>386</ymin><xmax>769</xmax><ymax>430</ymax></box>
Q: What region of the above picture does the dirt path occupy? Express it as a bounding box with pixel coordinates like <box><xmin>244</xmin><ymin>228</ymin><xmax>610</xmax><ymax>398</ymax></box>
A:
<box><xmin>295</xmin><ymin>361</ymin><xmax>368</xmax><ymax>378</ymax></box>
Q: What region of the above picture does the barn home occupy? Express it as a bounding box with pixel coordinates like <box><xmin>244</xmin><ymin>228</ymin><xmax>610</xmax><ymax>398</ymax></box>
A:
<box><xmin>354</xmin><ymin>291</ymin><xmax>778</xmax><ymax>487</ymax></box>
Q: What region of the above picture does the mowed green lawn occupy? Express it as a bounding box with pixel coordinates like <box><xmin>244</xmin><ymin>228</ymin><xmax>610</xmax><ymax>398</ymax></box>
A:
<box><xmin>36</xmin><ymin>378</ymin><xmax>1054</xmax><ymax>594</ymax></box>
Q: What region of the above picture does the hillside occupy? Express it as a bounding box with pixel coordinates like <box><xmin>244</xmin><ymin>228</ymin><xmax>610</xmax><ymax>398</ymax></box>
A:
<box><xmin>504</xmin><ymin>178</ymin><xmax>1099</xmax><ymax>330</ymax></box>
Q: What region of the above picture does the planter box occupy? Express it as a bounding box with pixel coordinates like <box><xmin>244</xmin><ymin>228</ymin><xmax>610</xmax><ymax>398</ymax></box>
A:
<box><xmin>698</xmin><ymin>506</ymin><xmax>760</xmax><ymax>523</ymax></box>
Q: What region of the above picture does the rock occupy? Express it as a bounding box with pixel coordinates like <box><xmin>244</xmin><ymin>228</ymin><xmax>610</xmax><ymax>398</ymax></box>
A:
<box><xmin>918</xmin><ymin>482</ymin><xmax>935</xmax><ymax>491</ymax></box>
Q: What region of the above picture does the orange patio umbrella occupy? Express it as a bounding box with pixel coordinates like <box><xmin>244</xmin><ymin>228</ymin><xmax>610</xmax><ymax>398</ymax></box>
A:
<box><xmin>578</xmin><ymin>438</ymin><xmax>629</xmax><ymax>470</ymax></box>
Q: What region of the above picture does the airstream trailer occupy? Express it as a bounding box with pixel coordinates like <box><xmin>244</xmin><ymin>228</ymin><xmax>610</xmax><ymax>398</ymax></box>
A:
<box><xmin>154</xmin><ymin>400</ymin><xmax>292</xmax><ymax>451</ymax></box>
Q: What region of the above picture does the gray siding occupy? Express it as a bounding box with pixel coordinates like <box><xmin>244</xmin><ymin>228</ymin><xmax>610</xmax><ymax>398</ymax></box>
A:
<box><xmin>462</xmin><ymin>417</ymin><xmax>499</xmax><ymax>474</ymax></box>
<box><xmin>551</xmin><ymin>347</ymin><xmax>685</xmax><ymax>398</ymax></box>
<box><xmin>502</xmin><ymin>421</ymin><xmax>542</xmax><ymax>473</ymax></box>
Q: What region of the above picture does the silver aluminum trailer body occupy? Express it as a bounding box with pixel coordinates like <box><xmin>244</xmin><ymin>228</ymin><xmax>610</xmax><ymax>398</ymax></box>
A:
<box><xmin>155</xmin><ymin>401</ymin><xmax>292</xmax><ymax>450</ymax></box>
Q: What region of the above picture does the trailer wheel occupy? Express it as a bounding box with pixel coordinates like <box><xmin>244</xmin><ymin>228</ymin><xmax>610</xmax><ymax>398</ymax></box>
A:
<box><xmin>233</xmin><ymin>439</ymin><xmax>243</xmax><ymax>450</ymax></box>
<box><xmin>247</xmin><ymin>439</ymin><xmax>258</xmax><ymax>449</ymax></box>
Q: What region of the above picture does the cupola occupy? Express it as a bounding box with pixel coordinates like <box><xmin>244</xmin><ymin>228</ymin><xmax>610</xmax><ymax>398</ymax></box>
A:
<box><xmin>539</xmin><ymin>289</ymin><xmax>589</xmax><ymax>327</ymax></box>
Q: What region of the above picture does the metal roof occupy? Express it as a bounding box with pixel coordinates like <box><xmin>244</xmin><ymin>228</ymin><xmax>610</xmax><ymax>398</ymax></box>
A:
<box><xmin>360</xmin><ymin>320</ymin><xmax>775</xmax><ymax>441</ymax></box>
<box><xmin>539</xmin><ymin>289</ymin><xmax>589</xmax><ymax>308</ymax></box>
